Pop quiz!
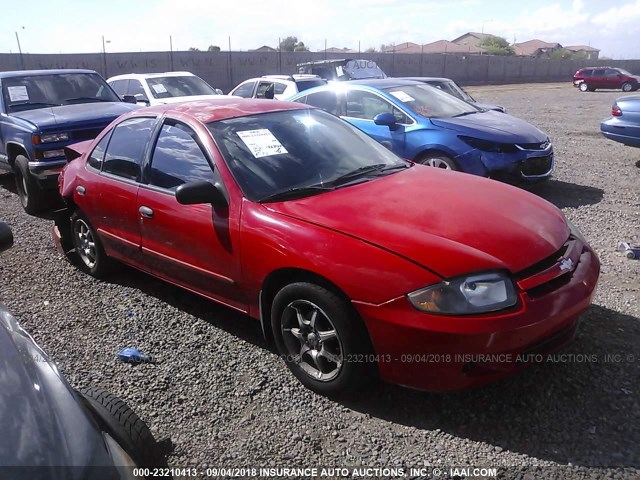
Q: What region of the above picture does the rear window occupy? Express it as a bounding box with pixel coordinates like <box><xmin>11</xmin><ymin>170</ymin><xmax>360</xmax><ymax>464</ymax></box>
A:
<box><xmin>295</xmin><ymin>79</ymin><xmax>327</xmax><ymax>92</ymax></box>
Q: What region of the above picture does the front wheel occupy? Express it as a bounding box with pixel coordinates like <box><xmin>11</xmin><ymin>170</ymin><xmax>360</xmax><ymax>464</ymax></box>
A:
<box><xmin>271</xmin><ymin>282</ymin><xmax>376</xmax><ymax>396</ymax></box>
<box><xmin>578</xmin><ymin>82</ymin><xmax>589</xmax><ymax>92</ymax></box>
<box><xmin>14</xmin><ymin>155</ymin><xmax>48</xmax><ymax>215</ymax></box>
<box><xmin>416</xmin><ymin>153</ymin><xmax>459</xmax><ymax>171</ymax></box>
<box><xmin>71</xmin><ymin>211</ymin><xmax>113</xmax><ymax>277</ymax></box>
<box><xmin>77</xmin><ymin>387</ymin><xmax>159</xmax><ymax>467</ymax></box>
<box><xmin>622</xmin><ymin>82</ymin><xmax>633</xmax><ymax>92</ymax></box>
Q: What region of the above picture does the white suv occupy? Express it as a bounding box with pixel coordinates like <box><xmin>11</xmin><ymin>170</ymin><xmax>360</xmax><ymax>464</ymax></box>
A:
<box><xmin>107</xmin><ymin>72</ymin><xmax>224</xmax><ymax>106</ymax></box>
<box><xmin>229</xmin><ymin>75</ymin><xmax>325</xmax><ymax>100</ymax></box>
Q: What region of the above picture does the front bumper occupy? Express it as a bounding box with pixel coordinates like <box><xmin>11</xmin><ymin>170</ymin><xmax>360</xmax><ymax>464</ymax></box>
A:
<box><xmin>353</xmin><ymin>243</ymin><xmax>600</xmax><ymax>391</ymax></box>
<box><xmin>29</xmin><ymin>159</ymin><xmax>66</xmax><ymax>188</ymax></box>
<box><xmin>457</xmin><ymin>146</ymin><xmax>554</xmax><ymax>183</ymax></box>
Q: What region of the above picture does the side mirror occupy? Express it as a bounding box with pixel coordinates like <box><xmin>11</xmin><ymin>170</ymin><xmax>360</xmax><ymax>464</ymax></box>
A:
<box><xmin>215</xmin><ymin>88</ymin><xmax>224</xmax><ymax>95</ymax></box>
<box><xmin>123</xmin><ymin>95</ymin><xmax>137</xmax><ymax>104</ymax></box>
<box><xmin>374</xmin><ymin>112</ymin><xmax>399</xmax><ymax>131</ymax></box>
<box><xmin>175</xmin><ymin>181</ymin><xmax>228</xmax><ymax>208</ymax></box>
<box><xmin>0</xmin><ymin>222</ymin><xmax>14</xmax><ymax>253</ymax></box>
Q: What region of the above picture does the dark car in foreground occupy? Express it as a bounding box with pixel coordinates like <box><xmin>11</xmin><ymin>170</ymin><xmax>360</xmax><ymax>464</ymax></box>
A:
<box><xmin>600</xmin><ymin>95</ymin><xmax>640</xmax><ymax>148</ymax></box>
<box><xmin>0</xmin><ymin>221</ymin><xmax>159</xmax><ymax>478</ymax></box>
<box><xmin>288</xmin><ymin>79</ymin><xmax>553</xmax><ymax>183</ymax></box>
<box><xmin>573</xmin><ymin>67</ymin><xmax>640</xmax><ymax>92</ymax></box>
<box><xmin>402</xmin><ymin>77</ymin><xmax>506</xmax><ymax>113</ymax></box>
<box><xmin>0</xmin><ymin>69</ymin><xmax>138</xmax><ymax>214</ymax></box>
<box><xmin>54</xmin><ymin>98</ymin><xmax>599</xmax><ymax>396</ymax></box>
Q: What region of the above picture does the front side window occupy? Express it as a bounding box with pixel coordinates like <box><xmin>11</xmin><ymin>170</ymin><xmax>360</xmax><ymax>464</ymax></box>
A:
<box><xmin>346</xmin><ymin>90</ymin><xmax>408</xmax><ymax>123</ymax></box>
<box><xmin>1</xmin><ymin>73</ymin><xmax>121</xmax><ymax>113</ymax></box>
<box><xmin>148</xmin><ymin>122</ymin><xmax>214</xmax><ymax>190</ymax></box>
<box><xmin>273</xmin><ymin>83</ymin><xmax>287</xmax><ymax>95</ymax></box>
<box><xmin>127</xmin><ymin>80</ymin><xmax>148</xmax><ymax>102</ymax></box>
<box><xmin>102</xmin><ymin>117</ymin><xmax>156</xmax><ymax>181</ymax></box>
<box><xmin>110</xmin><ymin>80</ymin><xmax>128</xmax><ymax>96</ymax></box>
<box><xmin>231</xmin><ymin>81</ymin><xmax>256</xmax><ymax>98</ymax></box>
<box><xmin>305</xmin><ymin>91</ymin><xmax>341</xmax><ymax>116</ymax></box>
<box><xmin>208</xmin><ymin>108</ymin><xmax>407</xmax><ymax>202</ymax></box>
<box><xmin>256</xmin><ymin>82</ymin><xmax>275</xmax><ymax>99</ymax></box>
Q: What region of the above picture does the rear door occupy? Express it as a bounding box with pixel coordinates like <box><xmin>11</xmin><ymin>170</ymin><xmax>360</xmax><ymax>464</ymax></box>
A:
<box><xmin>591</xmin><ymin>69</ymin><xmax>607</xmax><ymax>89</ymax></box>
<box><xmin>137</xmin><ymin>119</ymin><xmax>245</xmax><ymax>310</ymax></box>
<box><xmin>76</xmin><ymin>116</ymin><xmax>157</xmax><ymax>267</ymax></box>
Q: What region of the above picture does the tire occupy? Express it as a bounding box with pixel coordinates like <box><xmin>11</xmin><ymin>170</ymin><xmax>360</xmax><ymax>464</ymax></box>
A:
<box><xmin>14</xmin><ymin>155</ymin><xmax>48</xmax><ymax>215</ymax></box>
<box><xmin>70</xmin><ymin>211</ymin><xmax>113</xmax><ymax>277</ymax></box>
<box><xmin>622</xmin><ymin>82</ymin><xmax>633</xmax><ymax>92</ymax></box>
<box><xmin>77</xmin><ymin>387</ymin><xmax>158</xmax><ymax>467</ymax></box>
<box><xmin>578</xmin><ymin>82</ymin><xmax>589</xmax><ymax>92</ymax></box>
<box><xmin>271</xmin><ymin>282</ymin><xmax>377</xmax><ymax>396</ymax></box>
<box><xmin>416</xmin><ymin>152</ymin><xmax>459</xmax><ymax>171</ymax></box>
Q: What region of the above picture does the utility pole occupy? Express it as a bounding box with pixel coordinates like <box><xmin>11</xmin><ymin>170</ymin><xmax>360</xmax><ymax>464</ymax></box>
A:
<box><xmin>169</xmin><ymin>35</ymin><xmax>174</xmax><ymax>71</ymax></box>
<box><xmin>15</xmin><ymin>31</ymin><xmax>25</xmax><ymax>70</ymax></box>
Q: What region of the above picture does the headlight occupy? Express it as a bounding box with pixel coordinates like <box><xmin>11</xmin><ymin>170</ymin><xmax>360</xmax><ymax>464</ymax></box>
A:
<box><xmin>407</xmin><ymin>272</ymin><xmax>518</xmax><ymax>315</ymax></box>
<box><xmin>38</xmin><ymin>133</ymin><xmax>69</xmax><ymax>143</ymax></box>
<box><xmin>458</xmin><ymin>136</ymin><xmax>518</xmax><ymax>153</ymax></box>
<box><xmin>566</xmin><ymin>219</ymin><xmax>587</xmax><ymax>244</ymax></box>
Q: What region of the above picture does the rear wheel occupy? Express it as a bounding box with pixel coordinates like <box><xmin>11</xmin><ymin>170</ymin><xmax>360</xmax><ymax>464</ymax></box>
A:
<box><xmin>578</xmin><ymin>82</ymin><xmax>589</xmax><ymax>92</ymax></box>
<box><xmin>622</xmin><ymin>82</ymin><xmax>633</xmax><ymax>92</ymax></box>
<box><xmin>271</xmin><ymin>282</ymin><xmax>377</xmax><ymax>396</ymax></box>
<box><xmin>71</xmin><ymin>211</ymin><xmax>113</xmax><ymax>277</ymax></box>
<box><xmin>416</xmin><ymin>152</ymin><xmax>459</xmax><ymax>171</ymax></box>
<box><xmin>14</xmin><ymin>155</ymin><xmax>48</xmax><ymax>215</ymax></box>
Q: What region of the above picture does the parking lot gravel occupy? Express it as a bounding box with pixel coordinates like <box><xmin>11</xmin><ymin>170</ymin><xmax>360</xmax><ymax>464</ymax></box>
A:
<box><xmin>0</xmin><ymin>82</ymin><xmax>638</xmax><ymax>479</ymax></box>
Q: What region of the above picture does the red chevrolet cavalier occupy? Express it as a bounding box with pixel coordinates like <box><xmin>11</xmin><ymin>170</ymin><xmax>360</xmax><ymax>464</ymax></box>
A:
<box><xmin>54</xmin><ymin>99</ymin><xmax>600</xmax><ymax>395</ymax></box>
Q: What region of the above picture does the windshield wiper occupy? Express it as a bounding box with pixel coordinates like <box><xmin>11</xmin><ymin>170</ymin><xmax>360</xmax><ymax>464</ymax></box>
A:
<box><xmin>453</xmin><ymin>111</ymin><xmax>479</xmax><ymax>118</ymax></box>
<box><xmin>330</xmin><ymin>164</ymin><xmax>387</xmax><ymax>186</ymax></box>
<box><xmin>258</xmin><ymin>185</ymin><xmax>334</xmax><ymax>203</ymax></box>
<box><xmin>64</xmin><ymin>97</ymin><xmax>110</xmax><ymax>103</ymax></box>
<box><xmin>380</xmin><ymin>163</ymin><xmax>411</xmax><ymax>172</ymax></box>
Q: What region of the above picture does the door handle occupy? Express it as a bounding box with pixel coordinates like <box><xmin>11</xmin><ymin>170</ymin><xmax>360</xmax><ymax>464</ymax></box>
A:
<box><xmin>76</xmin><ymin>185</ymin><xmax>86</xmax><ymax>196</ymax></box>
<box><xmin>139</xmin><ymin>206</ymin><xmax>154</xmax><ymax>218</ymax></box>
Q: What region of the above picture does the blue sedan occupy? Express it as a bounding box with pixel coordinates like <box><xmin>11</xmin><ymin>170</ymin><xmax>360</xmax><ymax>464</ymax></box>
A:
<box><xmin>287</xmin><ymin>79</ymin><xmax>553</xmax><ymax>183</ymax></box>
<box><xmin>601</xmin><ymin>95</ymin><xmax>640</xmax><ymax>148</ymax></box>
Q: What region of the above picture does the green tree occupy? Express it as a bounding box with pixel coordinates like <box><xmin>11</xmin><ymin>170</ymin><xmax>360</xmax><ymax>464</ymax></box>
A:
<box><xmin>379</xmin><ymin>43</ymin><xmax>394</xmax><ymax>52</ymax></box>
<box><xmin>478</xmin><ymin>35</ymin><xmax>514</xmax><ymax>56</ymax></box>
<box><xmin>207</xmin><ymin>45</ymin><xmax>221</xmax><ymax>52</ymax></box>
<box><xmin>188</xmin><ymin>47</ymin><xmax>200</xmax><ymax>52</ymax></box>
<box><xmin>279</xmin><ymin>36</ymin><xmax>309</xmax><ymax>52</ymax></box>
<box><xmin>550</xmin><ymin>48</ymin><xmax>587</xmax><ymax>60</ymax></box>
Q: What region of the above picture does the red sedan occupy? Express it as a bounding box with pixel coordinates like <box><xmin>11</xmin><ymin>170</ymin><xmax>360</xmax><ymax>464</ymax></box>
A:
<box><xmin>54</xmin><ymin>99</ymin><xmax>600</xmax><ymax>395</ymax></box>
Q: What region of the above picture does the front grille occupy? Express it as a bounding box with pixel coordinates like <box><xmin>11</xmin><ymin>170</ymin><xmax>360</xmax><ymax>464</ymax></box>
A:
<box><xmin>517</xmin><ymin>140</ymin><xmax>550</xmax><ymax>150</ymax></box>
<box><xmin>520</xmin><ymin>156</ymin><xmax>552</xmax><ymax>176</ymax></box>
<box><xmin>70</xmin><ymin>127</ymin><xmax>105</xmax><ymax>141</ymax></box>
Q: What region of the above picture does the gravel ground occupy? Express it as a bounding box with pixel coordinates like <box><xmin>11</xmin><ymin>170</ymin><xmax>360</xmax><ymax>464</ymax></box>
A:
<box><xmin>0</xmin><ymin>82</ymin><xmax>639</xmax><ymax>480</ymax></box>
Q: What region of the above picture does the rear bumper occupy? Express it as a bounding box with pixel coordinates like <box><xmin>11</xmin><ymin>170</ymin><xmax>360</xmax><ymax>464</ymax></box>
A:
<box><xmin>353</xmin><ymin>246</ymin><xmax>600</xmax><ymax>391</ymax></box>
<box><xmin>29</xmin><ymin>159</ymin><xmax>66</xmax><ymax>188</ymax></box>
<box><xmin>600</xmin><ymin>121</ymin><xmax>640</xmax><ymax>148</ymax></box>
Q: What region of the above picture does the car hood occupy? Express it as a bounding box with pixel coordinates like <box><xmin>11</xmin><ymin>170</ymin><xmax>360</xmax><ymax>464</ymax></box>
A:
<box><xmin>153</xmin><ymin>94</ymin><xmax>226</xmax><ymax>105</ymax></box>
<box><xmin>430</xmin><ymin>110</ymin><xmax>547</xmax><ymax>143</ymax></box>
<box><xmin>266</xmin><ymin>166</ymin><xmax>568</xmax><ymax>278</ymax></box>
<box><xmin>0</xmin><ymin>306</ymin><xmax>117</xmax><ymax>477</ymax></box>
<box><xmin>474</xmin><ymin>102</ymin><xmax>505</xmax><ymax>113</ymax></box>
<box><xmin>11</xmin><ymin>102</ymin><xmax>138</xmax><ymax>129</ymax></box>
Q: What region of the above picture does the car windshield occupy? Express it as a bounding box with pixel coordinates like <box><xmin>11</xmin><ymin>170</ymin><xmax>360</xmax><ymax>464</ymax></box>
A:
<box><xmin>207</xmin><ymin>108</ymin><xmax>408</xmax><ymax>202</ymax></box>
<box><xmin>146</xmin><ymin>75</ymin><xmax>218</xmax><ymax>99</ymax></box>
<box><xmin>343</xmin><ymin>60</ymin><xmax>387</xmax><ymax>79</ymax></box>
<box><xmin>296</xmin><ymin>79</ymin><xmax>327</xmax><ymax>92</ymax></box>
<box><xmin>2</xmin><ymin>73</ymin><xmax>120</xmax><ymax>113</ymax></box>
<box><xmin>383</xmin><ymin>84</ymin><xmax>480</xmax><ymax>118</ymax></box>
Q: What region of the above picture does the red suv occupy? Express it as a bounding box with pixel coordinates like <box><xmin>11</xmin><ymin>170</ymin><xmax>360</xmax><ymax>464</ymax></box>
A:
<box><xmin>573</xmin><ymin>67</ymin><xmax>640</xmax><ymax>92</ymax></box>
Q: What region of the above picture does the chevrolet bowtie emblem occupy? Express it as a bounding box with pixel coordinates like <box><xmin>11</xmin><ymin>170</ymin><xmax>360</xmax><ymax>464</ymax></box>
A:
<box><xmin>559</xmin><ymin>258</ymin><xmax>574</xmax><ymax>271</ymax></box>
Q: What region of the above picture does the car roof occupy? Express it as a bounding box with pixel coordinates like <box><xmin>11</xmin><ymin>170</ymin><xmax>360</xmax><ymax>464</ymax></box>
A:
<box><xmin>401</xmin><ymin>77</ymin><xmax>454</xmax><ymax>83</ymax></box>
<box><xmin>127</xmin><ymin>98</ymin><xmax>310</xmax><ymax>123</ymax></box>
<box><xmin>0</xmin><ymin>69</ymin><xmax>99</xmax><ymax>78</ymax></box>
<box><xmin>107</xmin><ymin>72</ymin><xmax>196</xmax><ymax>81</ymax></box>
<box><xmin>349</xmin><ymin>78</ymin><xmax>424</xmax><ymax>88</ymax></box>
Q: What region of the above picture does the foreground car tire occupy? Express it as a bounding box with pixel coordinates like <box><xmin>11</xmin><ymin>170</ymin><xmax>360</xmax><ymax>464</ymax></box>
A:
<box><xmin>271</xmin><ymin>282</ymin><xmax>376</xmax><ymax>396</ymax></box>
<box><xmin>77</xmin><ymin>387</ymin><xmax>158</xmax><ymax>467</ymax></box>
<box><xmin>14</xmin><ymin>155</ymin><xmax>47</xmax><ymax>215</ymax></box>
<box><xmin>417</xmin><ymin>153</ymin><xmax>459</xmax><ymax>171</ymax></box>
<box><xmin>71</xmin><ymin>211</ymin><xmax>112</xmax><ymax>277</ymax></box>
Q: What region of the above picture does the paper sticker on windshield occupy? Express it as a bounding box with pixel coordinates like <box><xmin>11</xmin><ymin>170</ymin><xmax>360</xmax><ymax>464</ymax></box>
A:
<box><xmin>152</xmin><ymin>84</ymin><xmax>167</xmax><ymax>94</ymax></box>
<box><xmin>7</xmin><ymin>86</ymin><xmax>29</xmax><ymax>102</ymax></box>
<box><xmin>389</xmin><ymin>91</ymin><xmax>415</xmax><ymax>103</ymax></box>
<box><xmin>237</xmin><ymin>129</ymin><xmax>288</xmax><ymax>158</ymax></box>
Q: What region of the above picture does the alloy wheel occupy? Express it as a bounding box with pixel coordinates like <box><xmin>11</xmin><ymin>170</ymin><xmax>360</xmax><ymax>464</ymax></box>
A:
<box><xmin>281</xmin><ymin>300</ymin><xmax>344</xmax><ymax>382</ymax></box>
<box><xmin>74</xmin><ymin>219</ymin><xmax>97</xmax><ymax>269</ymax></box>
<box><xmin>426</xmin><ymin>157</ymin><xmax>452</xmax><ymax>169</ymax></box>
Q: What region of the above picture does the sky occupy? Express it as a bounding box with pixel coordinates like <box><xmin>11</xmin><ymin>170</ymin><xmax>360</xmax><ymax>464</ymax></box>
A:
<box><xmin>1</xmin><ymin>0</ymin><xmax>639</xmax><ymax>59</ymax></box>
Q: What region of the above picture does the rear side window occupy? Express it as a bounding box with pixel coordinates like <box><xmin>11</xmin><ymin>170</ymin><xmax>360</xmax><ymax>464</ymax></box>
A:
<box><xmin>103</xmin><ymin>117</ymin><xmax>156</xmax><ymax>181</ymax></box>
<box><xmin>88</xmin><ymin>132</ymin><xmax>112</xmax><ymax>170</ymax></box>
<box><xmin>593</xmin><ymin>70</ymin><xmax>605</xmax><ymax>77</ymax></box>
<box><xmin>231</xmin><ymin>81</ymin><xmax>256</xmax><ymax>98</ymax></box>
<box><xmin>148</xmin><ymin>122</ymin><xmax>214</xmax><ymax>190</ymax></box>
